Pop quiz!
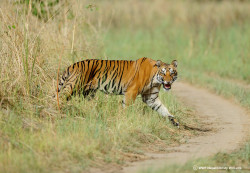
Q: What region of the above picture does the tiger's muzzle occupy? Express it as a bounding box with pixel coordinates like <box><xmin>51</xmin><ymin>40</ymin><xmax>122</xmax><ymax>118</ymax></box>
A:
<box><xmin>163</xmin><ymin>82</ymin><xmax>172</xmax><ymax>91</ymax></box>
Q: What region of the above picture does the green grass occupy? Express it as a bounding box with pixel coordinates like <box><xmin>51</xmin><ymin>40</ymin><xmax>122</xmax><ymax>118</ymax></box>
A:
<box><xmin>103</xmin><ymin>24</ymin><xmax>250</xmax><ymax>108</ymax></box>
<box><xmin>0</xmin><ymin>91</ymin><xmax>198</xmax><ymax>173</ymax></box>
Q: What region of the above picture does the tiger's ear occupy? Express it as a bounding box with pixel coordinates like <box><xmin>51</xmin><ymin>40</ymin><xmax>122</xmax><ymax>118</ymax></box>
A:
<box><xmin>171</xmin><ymin>60</ymin><xmax>178</xmax><ymax>68</ymax></box>
<box><xmin>155</xmin><ymin>60</ymin><xmax>162</xmax><ymax>68</ymax></box>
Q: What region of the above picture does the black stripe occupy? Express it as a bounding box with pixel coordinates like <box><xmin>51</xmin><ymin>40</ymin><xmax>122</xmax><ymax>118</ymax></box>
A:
<box><xmin>72</xmin><ymin>63</ymin><xmax>76</xmax><ymax>69</ymax></box>
<box><xmin>155</xmin><ymin>105</ymin><xmax>162</xmax><ymax>111</ymax></box>
<box><xmin>102</xmin><ymin>61</ymin><xmax>112</xmax><ymax>84</ymax></box>
<box><xmin>91</xmin><ymin>61</ymin><xmax>101</xmax><ymax>77</ymax></box>
<box><xmin>87</xmin><ymin>60</ymin><xmax>99</xmax><ymax>89</ymax></box>
<box><xmin>110</xmin><ymin>68</ymin><xmax>119</xmax><ymax>88</ymax></box>
<box><xmin>151</xmin><ymin>95</ymin><xmax>158</xmax><ymax>102</ymax></box>
<box><xmin>140</xmin><ymin>57</ymin><xmax>146</xmax><ymax>65</ymax></box>
<box><xmin>82</xmin><ymin>60</ymin><xmax>91</xmax><ymax>88</ymax></box>
<box><xmin>96</xmin><ymin>60</ymin><xmax>104</xmax><ymax>79</ymax></box>
<box><xmin>117</xmin><ymin>61</ymin><xmax>125</xmax><ymax>91</ymax></box>
<box><xmin>150</xmin><ymin>74</ymin><xmax>156</xmax><ymax>88</ymax></box>
<box><xmin>111</xmin><ymin>73</ymin><xmax>118</xmax><ymax>89</ymax></box>
<box><xmin>152</xmin><ymin>104</ymin><xmax>157</xmax><ymax>110</ymax></box>
<box><xmin>102</xmin><ymin>73</ymin><xmax>108</xmax><ymax>84</ymax></box>
<box><xmin>84</xmin><ymin>60</ymin><xmax>96</xmax><ymax>88</ymax></box>
<box><xmin>67</xmin><ymin>67</ymin><xmax>70</xmax><ymax>76</ymax></box>
<box><xmin>79</xmin><ymin>61</ymin><xmax>86</xmax><ymax>86</ymax></box>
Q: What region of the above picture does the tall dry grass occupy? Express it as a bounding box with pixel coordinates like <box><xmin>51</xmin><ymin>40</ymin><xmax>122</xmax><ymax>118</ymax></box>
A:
<box><xmin>0</xmin><ymin>0</ymin><xmax>102</xmax><ymax>110</ymax></box>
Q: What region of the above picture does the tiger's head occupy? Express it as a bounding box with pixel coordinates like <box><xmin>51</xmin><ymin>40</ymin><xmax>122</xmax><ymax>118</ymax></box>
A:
<box><xmin>155</xmin><ymin>60</ymin><xmax>178</xmax><ymax>91</ymax></box>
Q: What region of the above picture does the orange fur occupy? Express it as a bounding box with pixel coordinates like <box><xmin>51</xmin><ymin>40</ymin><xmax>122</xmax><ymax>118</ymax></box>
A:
<box><xmin>58</xmin><ymin>57</ymin><xmax>177</xmax><ymax>107</ymax></box>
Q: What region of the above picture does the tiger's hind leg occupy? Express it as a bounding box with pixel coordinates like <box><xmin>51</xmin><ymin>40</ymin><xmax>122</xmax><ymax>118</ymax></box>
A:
<box><xmin>83</xmin><ymin>89</ymin><xmax>97</xmax><ymax>100</ymax></box>
<box><xmin>59</xmin><ymin>74</ymin><xmax>81</xmax><ymax>101</ymax></box>
<box><xmin>62</xmin><ymin>82</ymin><xmax>76</xmax><ymax>101</ymax></box>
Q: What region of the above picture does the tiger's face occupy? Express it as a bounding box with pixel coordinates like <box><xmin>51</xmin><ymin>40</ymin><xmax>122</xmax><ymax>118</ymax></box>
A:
<box><xmin>156</xmin><ymin>60</ymin><xmax>178</xmax><ymax>91</ymax></box>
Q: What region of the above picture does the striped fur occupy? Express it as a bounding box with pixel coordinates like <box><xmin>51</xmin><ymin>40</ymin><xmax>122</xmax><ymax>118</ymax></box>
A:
<box><xmin>58</xmin><ymin>57</ymin><xmax>179</xmax><ymax>126</ymax></box>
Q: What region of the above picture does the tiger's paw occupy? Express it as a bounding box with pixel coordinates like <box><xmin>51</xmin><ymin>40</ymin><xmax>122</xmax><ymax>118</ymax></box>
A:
<box><xmin>169</xmin><ymin>117</ymin><xmax>179</xmax><ymax>128</ymax></box>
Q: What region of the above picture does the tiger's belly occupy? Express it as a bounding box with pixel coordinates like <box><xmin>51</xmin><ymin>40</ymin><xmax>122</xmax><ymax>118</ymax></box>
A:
<box><xmin>98</xmin><ymin>82</ymin><xmax>125</xmax><ymax>95</ymax></box>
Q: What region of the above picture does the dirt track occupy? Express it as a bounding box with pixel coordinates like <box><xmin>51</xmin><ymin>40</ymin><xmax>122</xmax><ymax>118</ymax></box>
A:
<box><xmin>121</xmin><ymin>82</ymin><xmax>250</xmax><ymax>173</ymax></box>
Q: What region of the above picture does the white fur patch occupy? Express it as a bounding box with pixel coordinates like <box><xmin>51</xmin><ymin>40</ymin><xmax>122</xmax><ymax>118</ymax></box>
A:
<box><xmin>169</xmin><ymin>68</ymin><xmax>174</xmax><ymax>74</ymax></box>
<box><xmin>162</xmin><ymin>68</ymin><xmax>166</xmax><ymax>74</ymax></box>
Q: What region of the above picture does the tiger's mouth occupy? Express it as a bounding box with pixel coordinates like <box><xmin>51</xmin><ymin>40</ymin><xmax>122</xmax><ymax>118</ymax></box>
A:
<box><xmin>163</xmin><ymin>83</ymin><xmax>171</xmax><ymax>90</ymax></box>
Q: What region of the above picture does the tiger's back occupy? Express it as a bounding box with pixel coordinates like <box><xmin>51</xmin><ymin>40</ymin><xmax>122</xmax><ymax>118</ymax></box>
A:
<box><xmin>58</xmin><ymin>58</ymin><xmax>154</xmax><ymax>97</ymax></box>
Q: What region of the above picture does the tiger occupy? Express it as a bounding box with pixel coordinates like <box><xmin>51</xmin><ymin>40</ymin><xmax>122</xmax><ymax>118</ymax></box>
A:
<box><xmin>57</xmin><ymin>57</ymin><xmax>179</xmax><ymax>127</ymax></box>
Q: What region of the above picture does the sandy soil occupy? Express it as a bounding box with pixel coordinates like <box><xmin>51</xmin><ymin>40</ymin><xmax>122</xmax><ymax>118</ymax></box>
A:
<box><xmin>120</xmin><ymin>82</ymin><xmax>250</xmax><ymax>173</ymax></box>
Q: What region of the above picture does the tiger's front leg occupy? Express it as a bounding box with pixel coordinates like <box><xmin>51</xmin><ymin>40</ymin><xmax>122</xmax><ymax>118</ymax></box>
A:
<box><xmin>142</xmin><ymin>93</ymin><xmax>179</xmax><ymax>127</ymax></box>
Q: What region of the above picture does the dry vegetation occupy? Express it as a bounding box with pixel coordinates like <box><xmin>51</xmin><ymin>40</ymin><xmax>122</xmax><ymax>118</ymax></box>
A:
<box><xmin>1</xmin><ymin>0</ymin><xmax>249</xmax><ymax>107</ymax></box>
<box><xmin>0</xmin><ymin>0</ymin><xmax>249</xmax><ymax>172</ymax></box>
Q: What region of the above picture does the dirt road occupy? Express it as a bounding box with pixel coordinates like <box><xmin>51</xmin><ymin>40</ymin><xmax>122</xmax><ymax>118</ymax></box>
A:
<box><xmin>121</xmin><ymin>82</ymin><xmax>249</xmax><ymax>173</ymax></box>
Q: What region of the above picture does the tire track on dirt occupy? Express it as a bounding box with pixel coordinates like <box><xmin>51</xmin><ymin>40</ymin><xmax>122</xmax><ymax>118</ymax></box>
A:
<box><xmin>121</xmin><ymin>82</ymin><xmax>250</xmax><ymax>173</ymax></box>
